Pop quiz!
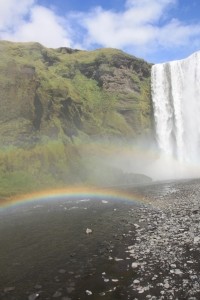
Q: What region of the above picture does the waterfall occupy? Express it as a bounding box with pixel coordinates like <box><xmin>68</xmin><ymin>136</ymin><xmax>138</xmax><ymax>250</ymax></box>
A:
<box><xmin>151</xmin><ymin>52</ymin><xmax>200</xmax><ymax>164</ymax></box>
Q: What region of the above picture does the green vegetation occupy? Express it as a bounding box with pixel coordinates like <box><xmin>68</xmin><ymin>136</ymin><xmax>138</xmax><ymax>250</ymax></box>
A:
<box><xmin>0</xmin><ymin>141</ymin><xmax>84</xmax><ymax>197</ymax></box>
<box><xmin>0</xmin><ymin>41</ymin><xmax>153</xmax><ymax>198</ymax></box>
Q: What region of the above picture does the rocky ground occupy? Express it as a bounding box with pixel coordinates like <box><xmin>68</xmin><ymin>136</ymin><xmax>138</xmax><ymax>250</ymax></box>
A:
<box><xmin>0</xmin><ymin>179</ymin><xmax>200</xmax><ymax>300</ymax></box>
<box><xmin>126</xmin><ymin>179</ymin><xmax>200</xmax><ymax>299</ymax></box>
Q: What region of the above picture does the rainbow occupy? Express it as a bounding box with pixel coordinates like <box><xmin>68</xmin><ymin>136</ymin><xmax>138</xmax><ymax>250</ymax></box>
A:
<box><xmin>0</xmin><ymin>186</ymin><xmax>146</xmax><ymax>210</ymax></box>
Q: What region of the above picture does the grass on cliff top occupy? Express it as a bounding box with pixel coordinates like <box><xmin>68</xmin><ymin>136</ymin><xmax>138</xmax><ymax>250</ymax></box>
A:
<box><xmin>0</xmin><ymin>42</ymin><xmax>150</xmax><ymax>87</ymax></box>
<box><xmin>0</xmin><ymin>40</ymin><xmax>145</xmax><ymax>67</ymax></box>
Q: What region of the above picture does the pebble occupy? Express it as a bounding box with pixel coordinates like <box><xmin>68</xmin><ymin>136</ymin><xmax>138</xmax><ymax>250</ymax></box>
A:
<box><xmin>133</xmin><ymin>279</ymin><xmax>140</xmax><ymax>284</ymax></box>
<box><xmin>4</xmin><ymin>287</ymin><xmax>15</xmax><ymax>293</ymax></box>
<box><xmin>85</xmin><ymin>290</ymin><xmax>92</xmax><ymax>295</ymax></box>
<box><xmin>58</xmin><ymin>269</ymin><xmax>66</xmax><ymax>274</ymax></box>
<box><xmin>194</xmin><ymin>236</ymin><xmax>200</xmax><ymax>244</ymax></box>
<box><xmin>102</xmin><ymin>200</ymin><xmax>108</xmax><ymax>204</ymax></box>
<box><xmin>53</xmin><ymin>291</ymin><xmax>62</xmax><ymax>298</ymax></box>
<box><xmin>34</xmin><ymin>285</ymin><xmax>42</xmax><ymax>289</ymax></box>
<box><xmin>28</xmin><ymin>293</ymin><xmax>40</xmax><ymax>300</ymax></box>
<box><xmin>112</xmin><ymin>279</ymin><xmax>119</xmax><ymax>282</ymax></box>
<box><xmin>174</xmin><ymin>269</ymin><xmax>183</xmax><ymax>275</ymax></box>
<box><xmin>134</xmin><ymin>224</ymin><xmax>140</xmax><ymax>229</ymax></box>
<box><xmin>67</xmin><ymin>287</ymin><xmax>75</xmax><ymax>293</ymax></box>
<box><xmin>131</xmin><ymin>262</ymin><xmax>139</xmax><ymax>269</ymax></box>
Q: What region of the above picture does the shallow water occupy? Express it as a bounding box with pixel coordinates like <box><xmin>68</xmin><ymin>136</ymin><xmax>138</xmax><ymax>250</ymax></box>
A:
<box><xmin>0</xmin><ymin>194</ymin><xmax>143</xmax><ymax>300</ymax></box>
<box><xmin>1</xmin><ymin>179</ymin><xmax>200</xmax><ymax>299</ymax></box>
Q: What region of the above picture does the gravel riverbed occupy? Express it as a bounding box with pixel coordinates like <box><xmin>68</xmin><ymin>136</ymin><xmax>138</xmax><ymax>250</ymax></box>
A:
<box><xmin>0</xmin><ymin>178</ymin><xmax>200</xmax><ymax>300</ymax></box>
<box><xmin>126</xmin><ymin>179</ymin><xmax>200</xmax><ymax>300</ymax></box>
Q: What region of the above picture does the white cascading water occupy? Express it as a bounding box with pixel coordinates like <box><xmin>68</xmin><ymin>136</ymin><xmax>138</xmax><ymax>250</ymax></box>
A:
<box><xmin>151</xmin><ymin>51</ymin><xmax>200</xmax><ymax>164</ymax></box>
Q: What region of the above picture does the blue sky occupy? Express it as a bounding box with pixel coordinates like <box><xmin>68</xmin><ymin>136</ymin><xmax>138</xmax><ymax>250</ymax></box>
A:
<box><xmin>0</xmin><ymin>0</ymin><xmax>200</xmax><ymax>63</ymax></box>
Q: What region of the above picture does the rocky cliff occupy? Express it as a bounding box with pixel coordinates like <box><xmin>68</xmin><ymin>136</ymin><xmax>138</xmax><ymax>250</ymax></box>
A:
<box><xmin>0</xmin><ymin>41</ymin><xmax>152</xmax><ymax>145</ymax></box>
<box><xmin>0</xmin><ymin>41</ymin><xmax>153</xmax><ymax>196</ymax></box>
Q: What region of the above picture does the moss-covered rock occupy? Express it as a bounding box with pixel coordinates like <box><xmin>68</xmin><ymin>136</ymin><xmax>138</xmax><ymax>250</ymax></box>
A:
<box><xmin>0</xmin><ymin>41</ymin><xmax>153</xmax><ymax>145</ymax></box>
<box><xmin>0</xmin><ymin>41</ymin><xmax>153</xmax><ymax>196</ymax></box>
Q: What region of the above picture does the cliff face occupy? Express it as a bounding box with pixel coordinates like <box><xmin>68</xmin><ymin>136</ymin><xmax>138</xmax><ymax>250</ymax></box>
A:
<box><xmin>0</xmin><ymin>41</ymin><xmax>152</xmax><ymax>146</ymax></box>
<box><xmin>0</xmin><ymin>41</ymin><xmax>153</xmax><ymax>195</ymax></box>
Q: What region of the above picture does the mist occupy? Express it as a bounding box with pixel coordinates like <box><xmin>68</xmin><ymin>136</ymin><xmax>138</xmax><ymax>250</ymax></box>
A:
<box><xmin>105</xmin><ymin>48</ymin><xmax>200</xmax><ymax>183</ymax></box>
<box><xmin>85</xmin><ymin>135</ymin><xmax>200</xmax><ymax>185</ymax></box>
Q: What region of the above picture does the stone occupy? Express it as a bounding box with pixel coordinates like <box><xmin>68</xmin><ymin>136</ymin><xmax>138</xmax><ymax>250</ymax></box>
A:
<box><xmin>4</xmin><ymin>287</ymin><xmax>15</xmax><ymax>293</ymax></box>
<box><xmin>133</xmin><ymin>279</ymin><xmax>140</xmax><ymax>284</ymax></box>
<box><xmin>86</xmin><ymin>228</ymin><xmax>92</xmax><ymax>234</ymax></box>
<box><xmin>59</xmin><ymin>269</ymin><xmax>66</xmax><ymax>274</ymax></box>
<box><xmin>194</xmin><ymin>236</ymin><xmax>200</xmax><ymax>244</ymax></box>
<box><xmin>131</xmin><ymin>262</ymin><xmax>139</xmax><ymax>269</ymax></box>
<box><xmin>28</xmin><ymin>293</ymin><xmax>40</xmax><ymax>300</ymax></box>
<box><xmin>85</xmin><ymin>290</ymin><xmax>92</xmax><ymax>295</ymax></box>
<box><xmin>53</xmin><ymin>291</ymin><xmax>62</xmax><ymax>298</ymax></box>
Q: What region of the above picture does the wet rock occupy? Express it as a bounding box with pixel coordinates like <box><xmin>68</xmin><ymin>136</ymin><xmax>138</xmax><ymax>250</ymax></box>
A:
<box><xmin>131</xmin><ymin>262</ymin><xmax>139</xmax><ymax>269</ymax></box>
<box><xmin>164</xmin><ymin>282</ymin><xmax>170</xmax><ymax>289</ymax></box>
<box><xmin>53</xmin><ymin>291</ymin><xmax>62</xmax><ymax>298</ymax></box>
<box><xmin>194</xmin><ymin>236</ymin><xmax>200</xmax><ymax>244</ymax></box>
<box><xmin>114</xmin><ymin>257</ymin><xmax>123</xmax><ymax>261</ymax></box>
<box><xmin>86</xmin><ymin>228</ymin><xmax>92</xmax><ymax>234</ymax></box>
<box><xmin>54</xmin><ymin>276</ymin><xmax>60</xmax><ymax>282</ymax></box>
<box><xmin>34</xmin><ymin>285</ymin><xmax>42</xmax><ymax>289</ymax></box>
<box><xmin>134</xmin><ymin>224</ymin><xmax>140</xmax><ymax>229</ymax></box>
<box><xmin>125</xmin><ymin>180</ymin><xmax>200</xmax><ymax>298</ymax></box>
<box><xmin>85</xmin><ymin>290</ymin><xmax>92</xmax><ymax>295</ymax></box>
<box><xmin>4</xmin><ymin>287</ymin><xmax>15</xmax><ymax>293</ymax></box>
<box><xmin>133</xmin><ymin>279</ymin><xmax>140</xmax><ymax>284</ymax></box>
<box><xmin>102</xmin><ymin>200</ymin><xmax>108</xmax><ymax>204</ymax></box>
<box><xmin>174</xmin><ymin>269</ymin><xmax>183</xmax><ymax>275</ymax></box>
<box><xmin>67</xmin><ymin>287</ymin><xmax>75</xmax><ymax>293</ymax></box>
<box><xmin>28</xmin><ymin>293</ymin><xmax>40</xmax><ymax>300</ymax></box>
<box><xmin>59</xmin><ymin>269</ymin><xmax>66</xmax><ymax>274</ymax></box>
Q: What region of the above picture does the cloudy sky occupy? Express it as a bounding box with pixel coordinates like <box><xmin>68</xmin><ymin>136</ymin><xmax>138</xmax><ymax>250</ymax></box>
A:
<box><xmin>0</xmin><ymin>0</ymin><xmax>200</xmax><ymax>63</ymax></box>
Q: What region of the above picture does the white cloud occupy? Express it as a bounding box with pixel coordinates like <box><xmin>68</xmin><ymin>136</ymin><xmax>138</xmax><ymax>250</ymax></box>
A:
<box><xmin>124</xmin><ymin>0</ymin><xmax>175</xmax><ymax>24</ymax></box>
<box><xmin>80</xmin><ymin>7</ymin><xmax>157</xmax><ymax>48</ymax></box>
<box><xmin>77</xmin><ymin>0</ymin><xmax>200</xmax><ymax>58</ymax></box>
<box><xmin>0</xmin><ymin>0</ymin><xmax>34</xmax><ymax>30</ymax></box>
<box><xmin>158</xmin><ymin>19</ymin><xmax>200</xmax><ymax>47</ymax></box>
<box><xmin>3</xmin><ymin>5</ymin><xmax>72</xmax><ymax>48</ymax></box>
<box><xmin>0</xmin><ymin>0</ymin><xmax>73</xmax><ymax>48</ymax></box>
<box><xmin>0</xmin><ymin>0</ymin><xmax>200</xmax><ymax>61</ymax></box>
